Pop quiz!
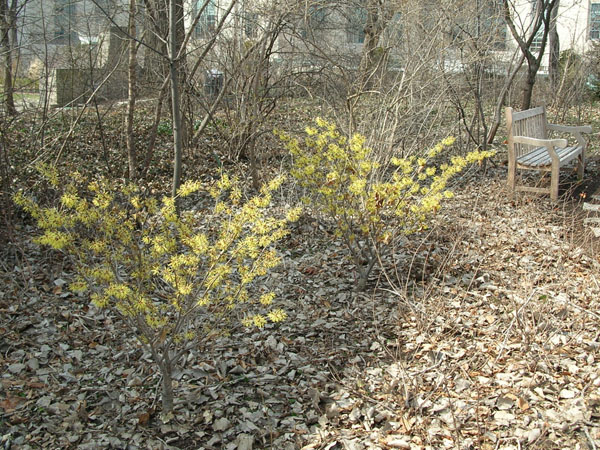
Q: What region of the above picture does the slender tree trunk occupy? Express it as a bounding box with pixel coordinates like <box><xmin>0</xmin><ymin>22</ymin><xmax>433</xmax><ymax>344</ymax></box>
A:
<box><xmin>143</xmin><ymin>0</ymin><xmax>188</xmax><ymax>146</ymax></box>
<box><xmin>357</xmin><ymin>12</ymin><xmax>383</xmax><ymax>90</ymax></box>
<box><xmin>8</xmin><ymin>0</ymin><xmax>15</xmax><ymax>62</ymax></box>
<box><xmin>169</xmin><ymin>0</ymin><xmax>183</xmax><ymax>197</ymax></box>
<box><xmin>142</xmin><ymin>0</ymin><xmax>169</xmax><ymax>89</ymax></box>
<box><xmin>1</xmin><ymin>0</ymin><xmax>16</xmax><ymax>116</ymax></box>
<box><xmin>160</xmin><ymin>353</ymin><xmax>174</xmax><ymax>413</ymax></box>
<box><xmin>126</xmin><ymin>0</ymin><xmax>138</xmax><ymax>180</ymax></box>
<box><xmin>174</xmin><ymin>0</ymin><xmax>188</xmax><ymax>147</ymax></box>
<box><xmin>548</xmin><ymin>1</ymin><xmax>560</xmax><ymax>91</ymax></box>
<box><xmin>357</xmin><ymin>3</ymin><xmax>394</xmax><ymax>87</ymax></box>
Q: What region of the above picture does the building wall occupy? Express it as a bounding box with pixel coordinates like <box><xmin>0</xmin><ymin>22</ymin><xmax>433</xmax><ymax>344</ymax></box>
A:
<box><xmin>556</xmin><ymin>0</ymin><xmax>592</xmax><ymax>54</ymax></box>
<box><xmin>11</xmin><ymin>0</ymin><xmax>600</xmax><ymax>94</ymax></box>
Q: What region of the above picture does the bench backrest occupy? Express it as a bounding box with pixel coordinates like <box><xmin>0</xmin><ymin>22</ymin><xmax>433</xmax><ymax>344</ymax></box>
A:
<box><xmin>506</xmin><ymin>106</ymin><xmax>548</xmax><ymax>159</ymax></box>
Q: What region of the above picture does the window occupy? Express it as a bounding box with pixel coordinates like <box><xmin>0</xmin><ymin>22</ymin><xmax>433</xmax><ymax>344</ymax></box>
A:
<box><xmin>54</xmin><ymin>0</ymin><xmax>76</xmax><ymax>42</ymax></box>
<box><xmin>531</xmin><ymin>29</ymin><xmax>543</xmax><ymax>52</ymax></box>
<box><xmin>446</xmin><ymin>1</ymin><xmax>505</xmax><ymax>50</ymax></box>
<box><xmin>309</xmin><ymin>6</ymin><xmax>327</xmax><ymax>30</ymax></box>
<box><xmin>591</xmin><ymin>3</ymin><xmax>600</xmax><ymax>40</ymax></box>
<box><xmin>346</xmin><ymin>7</ymin><xmax>366</xmax><ymax>44</ymax></box>
<box><xmin>94</xmin><ymin>0</ymin><xmax>117</xmax><ymax>30</ymax></box>
<box><xmin>195</xmin><ymin>0</ymin><xmax>217</xmax><ymax>38</ymax></box>
<box><xmin>244</xmin><ymin>12</ymin><xmax>259</xmax><ymax>39</ymax></box>
<box><xmin>300</xmin><ymin>6</ymin><xmax>328</xmax><ymax>39</ymax></box>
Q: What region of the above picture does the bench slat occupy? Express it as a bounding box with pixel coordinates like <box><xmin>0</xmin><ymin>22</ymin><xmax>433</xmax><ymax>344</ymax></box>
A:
<box><xmin>583</xmin><ymin>203</ymin><xmax>600</xmax><ymax>212</ymax></box>
<box><xmin>516</xmin><ymin>146</ymin><xmax>582</xmax><ymax>167</ymax></box>
<box><xmin>517</xmin><ymin>147</ymin><xmax>550</xmax><ymax>166</ymax></box>
<box><xmin>511</xmin><ymin>106</ymin><xmax>545</xmax><ymax>121</ymax></box>
<box><xmin>517</xmin><ymin>186</ymin><xmax>555</xmax><ymax>194</ymax></box>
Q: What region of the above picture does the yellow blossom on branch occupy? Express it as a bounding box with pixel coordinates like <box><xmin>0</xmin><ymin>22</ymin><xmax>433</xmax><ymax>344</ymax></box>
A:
<box><xmin>279</xmin><ymin>117</ymin><xmax>494</xmax><ymax>290</ymax></box>
<box><xmin>14</xmin><ymin>168</ymin><xmax>297</xmax><ymax>413</ymax></box>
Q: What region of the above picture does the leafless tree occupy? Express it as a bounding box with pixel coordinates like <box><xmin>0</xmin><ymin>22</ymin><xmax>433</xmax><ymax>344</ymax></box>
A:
<box><xmin>126</xmin><ymin>0</ymin><xmax>138</xmax><ymax>180</ymax></box>
<box><xmin>503</xmin><ymin>0</ymin><xmax>560</xmax><ymax>110</ymax></box>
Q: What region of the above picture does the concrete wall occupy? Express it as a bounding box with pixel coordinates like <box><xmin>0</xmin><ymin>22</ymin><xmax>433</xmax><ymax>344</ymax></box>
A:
<box><xmin>556</xmin><ymin>1</ymin><xmax>592</xmax><ymax>54</ymax></box>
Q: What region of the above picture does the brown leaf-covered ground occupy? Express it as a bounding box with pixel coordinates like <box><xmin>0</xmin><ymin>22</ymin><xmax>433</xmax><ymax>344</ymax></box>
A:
<box><xmin>1</xmin><ymin>105</ymin><xmax>600</xmax><ymax>449</ymax></box>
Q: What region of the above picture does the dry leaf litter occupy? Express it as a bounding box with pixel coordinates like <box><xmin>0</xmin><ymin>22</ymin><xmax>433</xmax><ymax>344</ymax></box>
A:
<box><xmin>1</xmin><ymin>164</ymin><xmax>600</xmax><ymax>450</ymax></box>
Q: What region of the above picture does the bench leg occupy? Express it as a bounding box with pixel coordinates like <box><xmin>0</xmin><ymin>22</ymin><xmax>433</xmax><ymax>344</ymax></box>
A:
<box><xmin>551</xmin><ymin>162</ymin><xmax>559</xmax><ymax>202</ymax></box>
<box><xmin>577</xmin><ymin>152</ymin><xmax>585</xmax><ymax>179</ymax></box>
<box><xmin>507</xmin><ymin>158</ymin><xmax>516</xmax><ymax>194</ymax></box>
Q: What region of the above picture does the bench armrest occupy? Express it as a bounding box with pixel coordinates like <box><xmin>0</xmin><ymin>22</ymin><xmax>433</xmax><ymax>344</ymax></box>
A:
<box><xmin>547</xmin><ymin>124</ymin><xmax>592</xmax><ymax>134</ymax></box>
<box><xmin>512</xmin><ymin>135</ymin><xmax>567</xmax><ymax>148</ymax></box>
<box><xmin>547</xmin><ymin>123</ymin><xmax>592</xmax><ymax>147</ymax></box>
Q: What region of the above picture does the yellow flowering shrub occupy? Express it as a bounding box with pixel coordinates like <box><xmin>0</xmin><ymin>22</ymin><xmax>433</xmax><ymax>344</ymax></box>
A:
<box><xmin>14</xmin><ymin>170</ymin><xmax>300</xmax><ymax>414</ymax></box>
<box><xmin>277</xmin><ymin>118</ymin><xmax>494</xmax><ymax>290</ymax></box>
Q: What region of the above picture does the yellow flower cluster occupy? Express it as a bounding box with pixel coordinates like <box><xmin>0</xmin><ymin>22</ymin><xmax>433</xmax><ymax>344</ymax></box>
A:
<box><xmin>278</xmin><ymin>118</ymin><xmax>493</xmax><ymax>287</ymax></box>
<box><xmin>15</xmin><ymin>170</ymin><xmax>297</xmax><ymax>355</ymax></box>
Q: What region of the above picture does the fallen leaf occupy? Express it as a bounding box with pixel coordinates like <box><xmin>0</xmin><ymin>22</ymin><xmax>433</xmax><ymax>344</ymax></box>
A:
<box><xmin>0</xmin><ymin>396</ymin><xmax>25</xmax><ymax>412</ymax></box>
<box><xmin>138</xmin><ymin>411</ymin><xmax>151</xmax><ymax>426</ymax></box>
<box><xmin>517</xmin><ymin>396</ymin><xmax>529</xmax><ymax>411</ymax></box>
<box><xmin>213</xmin><ymin>417</ymin><xmax>231</xmax><ymax>431</ymax></box>
<box><xmin>559</xmin><ymin>389</ymin><xmax>576</xmax><ymax>399</ymax></box>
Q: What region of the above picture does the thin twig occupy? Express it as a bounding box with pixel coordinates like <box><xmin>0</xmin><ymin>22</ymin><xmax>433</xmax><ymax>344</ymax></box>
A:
<box><xmin>584</xmin><ymin>425</ymin><xmax>598</xmax><ymax>450</ymax></box>
<box><xmin>495</xmin><ymin>290</ymin><xmax>537</xmax><ymax>364</ymax></box>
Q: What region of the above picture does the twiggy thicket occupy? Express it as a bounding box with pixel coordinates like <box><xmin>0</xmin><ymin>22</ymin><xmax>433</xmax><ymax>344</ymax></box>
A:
<box><xmin>2</xmin><ymin>0</ymin><xmax>598</xmax><ymax>413</ymax></box>
<box><xmin>15</xmin><ymin>166</ymin><xmax>300</xmax><ymax>413</ymax></box>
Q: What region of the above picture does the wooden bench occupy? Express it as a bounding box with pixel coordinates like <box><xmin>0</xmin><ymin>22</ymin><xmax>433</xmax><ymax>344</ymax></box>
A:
<box><xmin>505</xmin><ymin>106</ymin><xmax>592</xmax><ymax>201</ymax></box>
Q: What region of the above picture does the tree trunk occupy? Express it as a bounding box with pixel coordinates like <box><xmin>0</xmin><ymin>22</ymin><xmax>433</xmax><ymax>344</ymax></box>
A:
<box><xmin>174</xmin><ymin>0</ymin><xmax>188</xmax><ymax>148</ymax></box>
<box><xmin>160</xmin><ymin>360</ymin><xmax>174</xmax><ymax>413</ymax></box>
<box><xmin>548</xmin><ymin>1</ymin><xmax>560</xmax><ymax>91</ymax></box>
<box><xmin>486</xmin><ymin>52</ymin><xmax>526</xmax><ymax>144</ymax></box>
<box><xmin>152</xmin><ymin>340</ymin><xmax>174</xmax><ymax>414</ymax></box>
<box><xmin>169</xmin><ymin>0</ymin><xmax>183</xmax><ymax>197</ymax></box>
<box><xmin>8</xmin><ymin>0</ymin><xmax>15</xmax><ymax>63</ymax></box>
<box><xmin>0</xmin><ymin>0</ymin><xmax>16</xmax><ymax>116</ymax></box>
<box><xmin>357</xmin><ymin>19</ymin><xmax>382</xmax><ymax>89</ymax></box>
<box><xmin>143</xmin><ymin>0</ymin><xmax>189</xmax><ymax>146</ymax></box>
<box><xmin>521</xmin><ymin>65</ymin><xmax>538</xmax><ymax>110</ymax></box>
<box><xmin>141</xmin><ymin>79</ymin><xmax>169</xmax><ymax>176</ymax></box>
<box><xmin>126</xmin><ymin>0</ymin><xmax>138</xmax><ymax>180</ymax></box>
<box><xmin>348</xmin><ymin>1</ymin><xmax>396</xmax><ymax>133</ymax></box>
